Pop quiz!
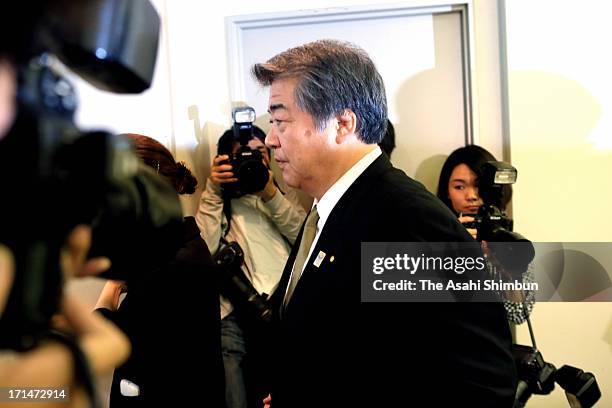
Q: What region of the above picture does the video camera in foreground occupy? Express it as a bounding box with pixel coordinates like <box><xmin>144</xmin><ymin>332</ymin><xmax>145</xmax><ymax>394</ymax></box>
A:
<box><xmin>0</xmin><ymin>0</ymin><xmax>183</xmax><ymax>351</ymax></box>
<box><xmin>220</xmin><ymin>106</ymin><xmax>269</xmax><ymax>197</ymax></box>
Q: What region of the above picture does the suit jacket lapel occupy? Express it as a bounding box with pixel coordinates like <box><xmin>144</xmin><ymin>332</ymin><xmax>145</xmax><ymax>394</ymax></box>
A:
<box><xmin>273</xmin><ymin>154</ymin><xmax>394</xmax><ymax>318</ymax></box>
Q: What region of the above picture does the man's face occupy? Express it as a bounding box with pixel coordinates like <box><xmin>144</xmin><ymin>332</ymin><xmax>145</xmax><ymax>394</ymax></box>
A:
<box><xmin>265</xmin><ymin>77</ymin><xmax>335</xmax><ymax>196</ymax></box>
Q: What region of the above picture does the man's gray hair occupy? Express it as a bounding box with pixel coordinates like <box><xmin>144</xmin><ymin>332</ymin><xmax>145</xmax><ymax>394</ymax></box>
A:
<box><xmin>252</xmin><ymin>39</ymin><xmax>388</xmax><ymax>144</ymax></box>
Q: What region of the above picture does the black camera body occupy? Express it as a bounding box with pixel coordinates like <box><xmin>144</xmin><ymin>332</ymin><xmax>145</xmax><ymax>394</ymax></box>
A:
<box><xmin>221</xmin><ymin>106</ymin><xmax>269</xmax><ymax>197</ymax></box>
<box><xmin>513</xmin><ymin>344</ymin><xmax>557</xmax><ymax>406</ymax></box>
<box><xmin>513</xmin><ymin>345</ymin><xmax>601</xmax><ymax>408</ymax></box>
<box><xmin>461</xmin><ymin>209</ymin><xmax>514</xmax><ymax>243</ymax></box>
<box><xmin>462</xmin><ymin>161</ymin><xmax>535</xmax><ymax>278</ymax></box>
<box><xmin>463</xmin><ymin>161</ymin><xmax>524</xmax><ymax>243</ymax></box>
<box><xmin>0</xmin><ymin>0</ymin><xmax>184</xmax><ymax>351</ymax></box>
<box><xmin>227</xmin><ymin>145</ymin><xmax>268</xmax><ymax>195</ymax></box>
<box><xmin>213</xmin><ymin>241</ymin><xmax>273</xmax><ymax>323</ymax></box>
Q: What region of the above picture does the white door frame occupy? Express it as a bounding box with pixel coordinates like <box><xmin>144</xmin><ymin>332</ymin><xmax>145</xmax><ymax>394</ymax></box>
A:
<box><xmin>225</xmin><ymin>0</ymin><xmax>480</xmax><ymax>145</ymax></box>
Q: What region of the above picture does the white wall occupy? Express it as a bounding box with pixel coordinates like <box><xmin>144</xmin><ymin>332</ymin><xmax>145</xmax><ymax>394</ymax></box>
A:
<box><xmin>73</xmin><ymin>0</ymin><xmax>507</xmax><ymax>213</ymax></box>
<box><xmin>157</xmin><ymin>0</ymin><xmax>508</xmax><ymax>214</ymax></box>
<box><xmin>505</xmin><ymin>0</ymin><xmax>612</xmax><ymax>406</ymax></box>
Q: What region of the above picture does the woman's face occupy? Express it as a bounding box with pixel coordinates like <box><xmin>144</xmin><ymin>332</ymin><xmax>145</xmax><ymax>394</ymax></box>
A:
<box><xmin>447</xmin><ymin>163</ymin><xmax>483</xmax><ymax>214</ymax></box>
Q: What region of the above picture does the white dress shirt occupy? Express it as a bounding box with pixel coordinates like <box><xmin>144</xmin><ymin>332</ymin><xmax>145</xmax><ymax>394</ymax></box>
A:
<box><xmin>284</xmin><ymin>146</ymin><xmax>382</xmax><ymax>298</ymax></box>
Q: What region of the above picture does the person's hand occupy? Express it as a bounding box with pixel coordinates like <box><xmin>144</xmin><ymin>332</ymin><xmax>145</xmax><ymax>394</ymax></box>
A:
<box><xmin>0</xmin><ymin>243</ymin><xmax>130</xmax><ymax>396</ymax></box>
<box><xmin>59</xmin><ymin>294</ymin><xmax>131</xmax><ymax>374</ymax></box>
<box><xmin>2</xmin><ymin>226</ymin><xmax>110</xmax><ymax>314</ymax></box>
<box><xmin>255</xmin><ymin>169</ymin><xmax>277</xmax><ymax>202</ymax></box>
<box><xmin>458</xmin><ymin>215</ymin><xmax>478</xmax><ymax>240</ymax></box>
<box><xmin>263</xmin><ymin>393</ymin><xmax>272</xmax><ymax>408</ymax></box>
<box><xmin>94</xmin><ymin>280</ymin><xmax>127</xmax><ymax>312</ymax></box>
<box><xmin>209</xmin><ymin>155</ymin><xmax>238</xmax><ymax>186</ymax></box>
<box><xmin>56</xmin><ymin>227</ymin><xmax>131</xmax><ymax>372</ymax></box>
<box><xmin>60</xmin><ymin>224</ymin><xmax>111</xmax><ymax>279</ymax></box>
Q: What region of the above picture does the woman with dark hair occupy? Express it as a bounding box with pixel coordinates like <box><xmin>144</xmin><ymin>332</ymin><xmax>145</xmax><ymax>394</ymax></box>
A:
<box><xmin>436</xmin><ymin>144</ymin><xmax>535</xmax><ymax>324</ymax></box>
<box><xmin>96</xmin><ymin>133</ymin><xmax>224</xmax><ymax>407</ymax></box>
<box><xmin>436</xmin><ymin>144</ymin><xmax>512</xmax><ymax>235</ymax></box>
<box><xmin>127</xmin><ymin>133</ymin><xmax>198</xmax><ymax>194</ymax></box>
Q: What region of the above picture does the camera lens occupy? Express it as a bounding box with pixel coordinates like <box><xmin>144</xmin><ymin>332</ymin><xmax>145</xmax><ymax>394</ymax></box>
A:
<box><xmin>231</xmin><ymin>147</ymin><xmax>268</xmax><ymax>194</ymax></box>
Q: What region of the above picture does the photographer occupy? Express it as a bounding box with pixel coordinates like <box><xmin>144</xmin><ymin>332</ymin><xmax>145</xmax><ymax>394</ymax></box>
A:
<box><xmin>436</xmin><ymin>144</ymin><xmax>536</xmax><ymax>323</ymax></box>
<box><xmin>0</xmin><ymin>6</ymin><xmax>130</xmax><ymax>407</ymax></box>
<box><xmin>196</xmin><ymin>125</ymin><xmax>305</xmax><ymax>408</ymax></box>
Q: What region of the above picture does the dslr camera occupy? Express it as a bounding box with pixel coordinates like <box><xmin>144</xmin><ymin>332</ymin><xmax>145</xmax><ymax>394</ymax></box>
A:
<box><xmin>213</xmin><ymin>241</ymin><xmax>273</xmax><ymax>323</ymax></box>
<box><xmin>0</xmin><ymin>0</ymin><xmax>183</xmax><ymax>350</ymax></box>
<box><xmin>463</xmin><ymin>161</ymin><xmax>535</xmax><ymax>275</ymax></box>
<box><xmin>221</xmin><ymin>106</ymin><xmax>269</xmax><ymax>197</ymax></box>
<box><xmin>462</xmin><ymin>161</ymin><xmax>524</xmax><ymax>242</ymax></box>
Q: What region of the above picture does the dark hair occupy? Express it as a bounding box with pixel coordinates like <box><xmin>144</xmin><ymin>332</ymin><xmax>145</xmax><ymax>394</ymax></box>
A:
<box><xmin>216</xmin><ymin>125</ymin><xmax>267</xmax><ymax>156</ymax></box>
<box><xmin>379</xmin><ymin>119</ymin><xmax>396</xmax><ymax>159</ymax></box>
<box><xmin>436</xmin><ymin>145</ymin><xmax>512</xmax><ymax>212</ymax></box>
<box><xmin>125</xmin><ymin>133</ymin><xmax>198</xmax><ymax>195</ymax></box>
<box><xmin>252</xmin><ymin>39</ymin><xmax>388</xmax><ymax>144</ymax></box>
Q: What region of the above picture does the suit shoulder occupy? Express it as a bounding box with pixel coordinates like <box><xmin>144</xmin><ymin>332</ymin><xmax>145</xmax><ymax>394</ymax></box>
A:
<box><xmin>377</xmin><ymin>167</ymin><xmax>447</xmax><ymax>212</ymax></box>
<box><xmin>368</xmin><ymin>167</ymin><xmax>471</xmax><ymax>241</ymax></box>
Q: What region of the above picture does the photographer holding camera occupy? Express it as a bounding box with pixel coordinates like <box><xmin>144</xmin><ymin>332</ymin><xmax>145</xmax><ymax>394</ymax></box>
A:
<box><xmin>196</xmin><ymin>113</ymin><xmax>305</xmax><ymax>408</ymax></box>
<box><xmin>437</xmin><ymin>147</ymin><xmax>603</xmax><ymax>408</ymax></box>
<box><xmin>0</xmin><ymin>7</ymin><xmax>130</xmax><ymax>404</ymax></box>
<box><xmin>1</xmin><ymin>2</ymin><xmax>206</xmax><ymax>407</ymax></box>
<box><xmin>436</xmin><ymin>144</ymin><xmax>536</xmax><ymax>323</ymax></box>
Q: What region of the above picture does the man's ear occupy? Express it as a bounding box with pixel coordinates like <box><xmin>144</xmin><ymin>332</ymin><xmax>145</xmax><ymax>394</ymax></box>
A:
<box><xmin>335</xmin><ymin>110</ymin><xmax>357</xmax><ymax>143</ymax></box>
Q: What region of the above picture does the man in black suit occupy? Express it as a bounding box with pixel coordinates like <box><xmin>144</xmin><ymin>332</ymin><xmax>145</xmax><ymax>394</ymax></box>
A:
<box><xmin>252</xmin><ymin>39</ymin><xmax>517</xmax><ymax>407</ymax></box>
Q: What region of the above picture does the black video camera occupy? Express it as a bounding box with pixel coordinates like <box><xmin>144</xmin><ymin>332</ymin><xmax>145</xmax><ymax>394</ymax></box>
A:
<box><xmin>513</xmin><ymin>345</ymin><xmax>601</xmax><ymax>408</ymax></box>
<box><xmin>213</xmin><ymin>241</ymin><xmax>273</xmax><ymax>324</ymax></box>
<box><xmin>0</xmin><ymin>0</ymin><xmax>183</xmax><ymax>351</ymax></box>
<box><xmin>220</xmin><ymin>106</ymin><xmax>269</xmax><ymax>197</ymax></box>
